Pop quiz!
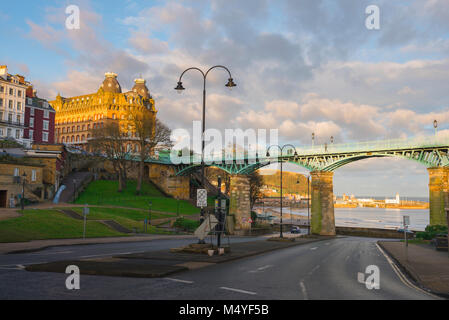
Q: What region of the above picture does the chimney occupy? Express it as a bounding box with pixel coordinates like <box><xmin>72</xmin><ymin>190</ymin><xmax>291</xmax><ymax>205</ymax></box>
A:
<box><xmin>0</xmin><ymin>65</ymin><xmax>7</xmax><ymax>80</ymax></box>
<box><xmin>33</xmin><ymin>89</ymin><xmax>37</xmax><ymax>98</ymax></box>
<box><xmin>26</xmin><ymin>85</ymin><xmax>34</xmax><ymax>98</ymax></box>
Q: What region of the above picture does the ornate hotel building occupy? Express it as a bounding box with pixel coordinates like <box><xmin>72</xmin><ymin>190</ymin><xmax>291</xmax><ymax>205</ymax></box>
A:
<box><xmin>50</xmin><ymin>73</ymin><xmax>156</xmax><ymax>150</ymax></box>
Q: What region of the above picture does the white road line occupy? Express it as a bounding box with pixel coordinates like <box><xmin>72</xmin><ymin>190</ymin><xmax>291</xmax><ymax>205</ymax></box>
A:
<box><xmin>308</xmin><ymin>265</ymin><xmax>320</xmax><ymax>276</ymax></box>
<box><xmin>325</xmin><ymin>242</ymin><xmax>331</xmax><ymax>246</ymax></box>
<box><xmin>30</xmin><ymin>251</ymin><xmax>73</xmax><ymax>256</ymax></box>
<box><xmin>299</xmin><ymin>281</ymin><xmax>309</xmax><ymax>300</ymax></box>
<box><xmin>164</xmin><ymin>278</ymin><xmax>194</xmax><ymax>284</ymax></box>
<box><xmin>80</xmin><ymin>252</ymin><xmax>133</xmax><ymax>258</ymax></box>
<box><xmin>249</xmin><ymin>265</ymin><xmax>273</xmax><ymax>273</ymax></box>
<box><xmin>310</xmin><ymin>247</ymin><xmax>318</xmax><ymax>250</ymax></box>
<box><xmin>220</xmin><ymin>287</ymin><xmax>257</xmax><ymax>295</ymax></box>
<box><xmin>375</xmin><ymin>243</ymin><xmax>440</xmax><ymax>299</ymax></box>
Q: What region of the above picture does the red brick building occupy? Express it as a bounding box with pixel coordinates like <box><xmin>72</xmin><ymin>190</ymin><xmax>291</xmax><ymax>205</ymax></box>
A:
<box><xmin>24</xmin><ymin>90</ymin><xmax>55</xmax><ymax>145</ymax></box>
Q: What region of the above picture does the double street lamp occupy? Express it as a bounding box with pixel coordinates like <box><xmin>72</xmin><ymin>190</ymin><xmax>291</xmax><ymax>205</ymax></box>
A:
<box><xmin>21</xmin><ymin>172</ymin><xmax>27</xmax><ymax>211</ymax></box>
<box><xmin>266</xmin><ymin>144</ymin><xmax>297</xmax><ymax>238</ymax></box>
<box><xmin>175</xmin><ymin>66</ymin><xmax>236</xmax><ymax>224</ymax></box>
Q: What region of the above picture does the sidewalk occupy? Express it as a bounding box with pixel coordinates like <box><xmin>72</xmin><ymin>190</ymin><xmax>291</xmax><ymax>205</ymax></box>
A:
<box><xmin>0</xmin><ymin>234</ymin><xmax>196</xmax><ymax>254</ymax></box>
<box><xmin>378</xmin><ymin>241</ymin><xmax>449</xmax><ymax>297</ymax></box>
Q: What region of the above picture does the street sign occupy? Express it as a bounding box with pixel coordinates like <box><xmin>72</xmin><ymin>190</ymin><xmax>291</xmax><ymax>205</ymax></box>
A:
<box><xmin>83</xmin><ymin>207</ymin><xmax>90</xmax><ymax>215</ymax></box>
<box><xmin>197</xmin><ymin>189</ymin><xmax>207</xmax><ymax>208</ymax></box>
<box><xmin>403</xmin><ymin>215</ymin><xmax>410</xmax><ymax>227</ymax></box>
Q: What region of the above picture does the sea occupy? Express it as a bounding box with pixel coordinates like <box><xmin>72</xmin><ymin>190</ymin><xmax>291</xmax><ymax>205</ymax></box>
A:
<box><xmin>264</xmin><ymin>206</ymin><xmax>429</xmax><ymax>231</ymax></box>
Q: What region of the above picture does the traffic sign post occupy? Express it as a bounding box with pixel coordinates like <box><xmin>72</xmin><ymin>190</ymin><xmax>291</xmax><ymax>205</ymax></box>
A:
<box><xmin>197</xmin><ymin>189</ymin><xmax>207</xmax><ymax>208</ymax></box>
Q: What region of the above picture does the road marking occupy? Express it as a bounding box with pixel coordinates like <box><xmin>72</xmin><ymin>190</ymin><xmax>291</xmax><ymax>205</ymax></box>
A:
<box><xmin>80</xmin><ymin>252</ymin><xmax>133</xmax><ymax>258</ymax></box>
<box><xmin>164</xmin><ymin>278</ymin><xmax>194</xmax><ymax>284</ymax></box>
<box><xmin>325</xmin><ymin>242</ymin><xmax>331</xmax><ymax>246</ymax></box>
<box><xmin>375</xmin><ymin>243</ymin><xmax>440</xmax><ymax>299</ymax></box>
<box><xmin>310</xmin><ymin>247</ymin><xmax>318</xmax><ymax>250</ymax></box>
<box><xmin>220</xmin><ymin>287</ymin><xmax>257</xmax><ymax>295</ymax></box>
<box><xmin>308</xmin><ymin>265</ymin><xmax>320</xmax><ymax>276</ymax></box>
<box><xmin>299</xmin><ymin>281</ymin><xmax>309</xmax><ymax>300</ymax></box>
<box><xmin>30</xmin><ymin>251</ymin><xmax>73</xmax><ymax>256</ymax></box>
<box><xmin>249</xmin><ymin>265</ymin><xmax>273</xmax><ymax>273</ymax></box>
<box><xmin>0</xmin><ymin>264</ymin><xmax>26</xmax><ymax>271</ymax></box>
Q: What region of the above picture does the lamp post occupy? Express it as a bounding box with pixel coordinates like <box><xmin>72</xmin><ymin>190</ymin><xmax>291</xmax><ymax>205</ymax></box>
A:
<box><xmin>434</xmin><ymin>120</ymin><xmax>438</xmax><ymax>139</ymax></box>
<box><xmin>330</xmin><ymin>136</ymin><xmax>334</xmax><ymax>144</ymax></box>
<box><xmin>175</xmin><ymin>66</ymin><xmax>236</xmax><ymax>225</ymax></box>
<box><xmin>307</xmin><ymin>174</ymin><xmax>310</xmax><ymax>235</ymax></box>
<box><xmin>21</xmin><ymin>172</ymin><xmax>27</xmax><ymax>211</ymax></box>
<box><xmin>312</xmin><ymin>132</ymin><xmax>315</xmax><ymax>149</ymax></box>
<box><xmin>266</xmin><ymin>144</ymin><xmax>297</xmax><ymax>238</ymax></box>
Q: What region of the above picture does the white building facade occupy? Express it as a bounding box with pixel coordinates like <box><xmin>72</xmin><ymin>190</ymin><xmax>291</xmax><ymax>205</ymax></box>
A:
<box><xmin>0</xmin><ymin>66</ymin><xmax>29</xmax><ymax>147</ymax></box>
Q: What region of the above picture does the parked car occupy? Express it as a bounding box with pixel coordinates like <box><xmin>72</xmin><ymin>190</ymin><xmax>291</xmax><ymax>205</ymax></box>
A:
<box><xmin>291</xmin><ymin>226</ymin><xmax>301</xmax><ymax>234</ymax></box>
<box><xmin>396</xmin><ymin>228</ymin><xmax>414</xmax><ymax>235</ymax></box>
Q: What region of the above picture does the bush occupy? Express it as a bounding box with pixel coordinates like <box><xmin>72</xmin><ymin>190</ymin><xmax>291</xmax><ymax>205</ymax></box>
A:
<box><xmin>416</xmin><ymin>225</ymin><xmax>448</xmax><ymax>240</ymax></box>
<box><xmin>173</xmin><ymin>218</ymin><xmax>200</xmax><ymax>232</ymax></box>
<box><xmin>251</xmin><ymin>211</ymin><xmax>258</xmax><ymax>224</ymax></box>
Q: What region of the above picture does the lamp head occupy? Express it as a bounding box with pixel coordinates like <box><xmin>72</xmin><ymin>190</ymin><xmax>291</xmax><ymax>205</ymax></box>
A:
<box><xmin>174</xmin><ymin>81</ymin><xmax>185</xmax><ymax>94</ymax></box>
<box><xmin>434</xmin><ymin>120</ymin><xmax>438</xmax><ymax>128</ymax></box>
<box><xmin>225</xmin><ymin>78</ymin><xmax>237</xmax><ymax>90</ymax></box>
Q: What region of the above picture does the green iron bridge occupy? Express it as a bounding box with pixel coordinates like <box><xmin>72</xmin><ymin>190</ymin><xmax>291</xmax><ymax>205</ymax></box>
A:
<box><xmin>151</xmin><ymin>136</ymin><xmax>449</xmax><ymax>174</ymax></box>
<box><xmin>145</xmin><ymin>136</ymin><xmax>449</xmax><ymax>235</ymax></box>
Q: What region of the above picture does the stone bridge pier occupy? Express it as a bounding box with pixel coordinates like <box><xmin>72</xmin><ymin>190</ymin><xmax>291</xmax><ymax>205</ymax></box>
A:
<box><xmin>428</xmin><ymin>167</ymin><xmax>449</xmax><ymax>226</ymax></box>
<box><xmin>311</xmin><ymin>171</ymin><xmax>336</xmax><ymax>236</ymax></box>
<box><xmin>229</xmin><ymin>175</ymin><xmax>251</xmax><ymax>233</ymax></box>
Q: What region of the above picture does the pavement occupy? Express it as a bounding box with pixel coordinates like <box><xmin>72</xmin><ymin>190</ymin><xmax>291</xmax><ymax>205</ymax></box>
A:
<box><xmin>25</xmin><ymin>235</ymin><xmax>330</xmax><ymax>278</ymax></box>
<box><xmin>378</xmin><ymin>241</ymin><xmax>449</xmax><ymax>297</ymax></box>
<box><xmin>0</xmin><ymin>234</ymin><xmax>197</xmax><ymax>254</ymax></box>
<box><xmin>0</xmin><ymin>235</ymin><xmax>442</xmax><ymax>299</ymax></box>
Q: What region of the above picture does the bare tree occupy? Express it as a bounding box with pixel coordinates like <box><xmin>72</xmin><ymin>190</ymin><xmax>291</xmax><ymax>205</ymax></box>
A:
<box><xmin>249</xmin><ymin>170</ymin><xmax>264</xmax><ymax>210</ymax></box>
<box><xmin>126</xmin><ymin>108</ymin><xmax>172</xmax><ymax>195</ymax></box>
<box><xmin>88</xmin><ymin>122</ymin><xmax>131</xmax><ymax>192</ymax></box>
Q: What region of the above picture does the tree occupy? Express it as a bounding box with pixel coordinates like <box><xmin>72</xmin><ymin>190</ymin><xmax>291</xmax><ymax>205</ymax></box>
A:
<box><xmin>88</xmin><ymin>121</ymin><xmax>131</xmax><ymax>192</ymax></box>
<box><xmin>126</xmin><ymin>108</ymin><xmax>172</xmax><ymax>195</ymax></box>
<box><xmin>249</xmin><ymin>170</ymin><xmax>263</xmax><ymax>209</ymax></box>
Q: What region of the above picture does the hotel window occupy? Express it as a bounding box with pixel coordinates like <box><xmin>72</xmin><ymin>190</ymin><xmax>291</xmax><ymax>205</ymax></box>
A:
<box><xmin>42</xmin><ymin>132</ymin><xmax>49</xmax><ymax>142</ymax></box>
<box><xmin>8</xmin><ymin>113</ymin><xmax>12</xmax><ymax>122</ymax></box>
<box><xmin>30</xmin><ymin>118</ymin><xmax>34</xmax><ymax>128</ymax></box>
<box><xmin>8</xmin><ymin>100</ymin><xmax>13</xmax><ymax>109</ymax></box>
<box><xmin>9</xmin><ymin>88</ymin><xmax>14</xmax><ymax>95</ymax></box>
<box><xmin>0</xmin><ymin>98</ymin><xmax>3</xmax><ymax>107</ymax></box>
<box><xmin>14</xmin><ymin>168</ymin><xmax>19</xmax><ymax>176</ymax></box>
<box><xmin>30</xmin><ymin>107</ymin><xmax>34</xmax><ymax>116</ymax></box>
<box><xmin>29</xmin><ymin>130</ymin><xmax>33</xmax><ymax>140</ymax></box>
<box><xmin>16</xmin><ymin>115</ymin><xmax>21</xmax><ymax>123</ymax></box>
<box><xmin>0</xmin><ymin>111</ymin><xmax>3</xmax><ymax>120</ymax></box>
<box><xmin>7</xmin><ymin>128</ymin><xmax>12</xmax><ymax>137</ymax></box>
<box><xmin>43</xmin><ymin>120</ymin><xmax>49</xmax><ymax>131</ymax></box>
<box><xmin>17</xmin><ymin>102</ymin><xmax>21</xmax><ymax>111</ymax></box>
<box><xmin>31</xmin><ymin>170</ymin><xmax>36</xmax><ymax>182</ymax></box>
<box><xmin>0</xmin><ymin>128</ymin><xmax>3</xmax><ymax>136</ymax></box>
<box><xmin>18</xmin><ymin>90</ymin><xmax>22</xmax><ymax>98</ymax></box>
<box><xmin>0</xmin><ymin>86</ymin><xmax>4</xmax><ymax>93</ymax></box>
<box><xmin>27</xmin><ymin>98</ymin><xmax>32</xmax><ymax>106</ymax></box>
<box><xmin>44</xmin><ymin>110</ymin><xmax>49</xmax><ymax>118</ymax></box>
<box><xmin>15</xmin><ymin>129</ymin><xmax>20</xmax><ymax>139</ymax></box>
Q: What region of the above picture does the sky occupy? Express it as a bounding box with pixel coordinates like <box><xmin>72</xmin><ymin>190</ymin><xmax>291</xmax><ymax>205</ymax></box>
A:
<box><xmin>1</xmin><ymin>0</ymin><xmax>449</xmax><ymax>197</ymax></box>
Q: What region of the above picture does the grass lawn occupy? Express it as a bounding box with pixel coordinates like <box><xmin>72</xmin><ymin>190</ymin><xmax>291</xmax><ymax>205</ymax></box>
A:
<box><xmin>71</xmin><ymin>207</ymin><xmax>175</xmax><ymax>234</ymax></box>
<box><xmin>0</xmin><ymin>209</ymin><xmax>126</xmax><ymax>243</ymax></box>
<box><xmin>74</xmin><ymin>180</ymin><xmax>201</xmax><ymax>215</ymax></box>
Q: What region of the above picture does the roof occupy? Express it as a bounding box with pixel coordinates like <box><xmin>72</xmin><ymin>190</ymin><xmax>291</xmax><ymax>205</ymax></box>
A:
<box><xmin>26</xmin><ymin>96</ymin><xmax>55</xmax><ymax>112</ymax></box>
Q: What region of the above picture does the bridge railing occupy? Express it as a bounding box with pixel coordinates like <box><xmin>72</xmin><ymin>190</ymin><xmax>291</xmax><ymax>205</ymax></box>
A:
<box><xmin>153</xmin><ymin>135</ymin><xmax>449</xmax><ymax>164</ymax></box>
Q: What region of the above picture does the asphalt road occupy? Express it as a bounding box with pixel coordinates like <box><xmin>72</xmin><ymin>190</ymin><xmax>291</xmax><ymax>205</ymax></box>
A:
<box><xmin>0</xmin><ymin>236</ymin><xmax>439</xmax><ymax>300</ymax></box>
